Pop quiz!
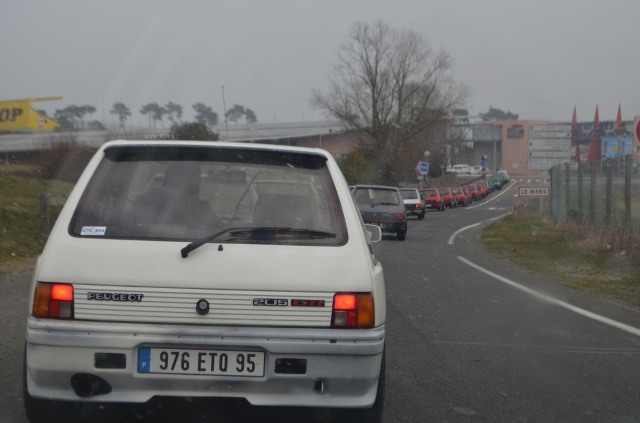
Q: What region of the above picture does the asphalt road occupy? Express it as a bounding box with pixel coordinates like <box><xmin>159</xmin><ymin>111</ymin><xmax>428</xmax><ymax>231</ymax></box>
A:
<box><xmin>3</xmin><ymin>179</ymin><xmax>640</xmax><ymax>422</ymax></box>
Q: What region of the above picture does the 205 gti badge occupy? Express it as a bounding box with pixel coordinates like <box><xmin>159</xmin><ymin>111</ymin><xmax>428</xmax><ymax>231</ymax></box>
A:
<box><xmin>253</xmin><ymin>298</ymin><xmax>288</xmax><ymax>306</ymax></box>
<box><xmin>252</xmin><ymin>298</ymin><xmax>326</xmax><ymax>307</ymax></box>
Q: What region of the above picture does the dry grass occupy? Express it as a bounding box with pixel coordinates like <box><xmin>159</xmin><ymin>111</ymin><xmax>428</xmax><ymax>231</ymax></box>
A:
<box><xmin>0</xmin><ymin>166</ymin><xmax>74</xmax><ymax>280</ymax></box>
<box><xmin>481</xmin><ymin>207</ymin><xmax>640</xmax><ymax>311</ymax></box>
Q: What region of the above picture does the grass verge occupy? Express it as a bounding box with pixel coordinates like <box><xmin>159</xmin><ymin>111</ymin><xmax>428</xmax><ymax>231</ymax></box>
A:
<box><xmin>480</xmin><ymin>203</ymin><xmax>640</xmax><ymax>311</ymax></box>
<box><xmin>0</xmin><ymin>168</ymin><xmax>73</xmax><ymax>278</ymax></box>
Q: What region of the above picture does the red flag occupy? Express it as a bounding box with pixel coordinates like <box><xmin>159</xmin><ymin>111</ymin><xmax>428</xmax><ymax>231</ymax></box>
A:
<box><xmin>615</xmin><ymin>103</ymin><xmax>622</xmax><ymax>135</ymax></box>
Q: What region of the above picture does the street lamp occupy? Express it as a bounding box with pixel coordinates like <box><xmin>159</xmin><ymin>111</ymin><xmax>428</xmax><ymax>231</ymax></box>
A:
<box><xmin>423</xmin><ymin>150</ymin><xmax>430</xmax><ymax>188</ymax></box>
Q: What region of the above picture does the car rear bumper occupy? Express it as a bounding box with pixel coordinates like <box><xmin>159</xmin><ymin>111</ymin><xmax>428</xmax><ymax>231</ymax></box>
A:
<box><xmin>25</xmin><ymin>319</ymin><xmax>385</xmax><ymax>407</ymax></box>
<box><xmin>404</xmin><ymin>205</ymin><xmax>423</xmax><ymax>215</ymax></box>
<box><xmin>362</xmin><ymin>219</ymin><xmax>405</xmax><ymax>233</ymax></box>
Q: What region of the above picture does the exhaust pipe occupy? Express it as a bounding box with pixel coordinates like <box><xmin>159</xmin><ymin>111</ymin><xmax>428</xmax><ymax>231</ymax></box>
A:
<box><xmin>71</xmin><ymin>374</ymin><xmax>112</xmax><ymax>397</ymax></box>
<box><xmin>314</xmin><ymin>379</ymin><xmax>325</xmax><ymax>394</ymax></box>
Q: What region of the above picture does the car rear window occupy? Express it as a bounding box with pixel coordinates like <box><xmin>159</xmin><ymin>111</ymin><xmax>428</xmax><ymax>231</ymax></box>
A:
<box><xmin>353</xmin><ymin>187</ymin><xmax>400</xmax><ymax>205</ymax></box>
<box><xmin>400</xmin><ymin>190</ymin><xmax>418</xmax><ymax>200</ymax></box>
<box><xmin>438</xmin><ymin>189</ymin><xmax>450</xmax><ymax>195</ymax></box>
<box><xmin>69</xmin><ymin>145</ymin><xmax>347</xmax><ymax>246</ymax></box>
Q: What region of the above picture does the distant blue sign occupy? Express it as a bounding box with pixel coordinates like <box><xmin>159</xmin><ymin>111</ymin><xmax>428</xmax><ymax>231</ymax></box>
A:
<box><xmin>418</xmin><ymin>161</ymin><xmax>429</xmax><ymax>175</ymax></box>
<box><xmin>480</xmin><ymin>160</ymin><xmax>486</xmax><ymax>167</ymax></box>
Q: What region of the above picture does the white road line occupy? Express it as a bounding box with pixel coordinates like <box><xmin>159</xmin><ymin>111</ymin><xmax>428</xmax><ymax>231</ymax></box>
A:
<box><xmin>466</xmin><ymin>181</ymin><xmax>516</xmax><ymax>210</ymax></box>
<box><xmin>431</xmin><ymin>341</ymin><xmax>640</xmax><ymax>354</ymax></box>
<box><xmin>458</xmin><ymin>256</ymin><xmax>640</xmax><ymax>338</ymax></box>
<box><xmin>448</xmin><ymin>223</ymin><xmax>481</xmax><ymax>245</ymax></box>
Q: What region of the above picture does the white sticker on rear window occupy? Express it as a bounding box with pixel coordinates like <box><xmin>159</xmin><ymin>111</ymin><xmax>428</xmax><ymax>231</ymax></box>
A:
<box><xmin>81</xmin><ymin>226</ymin><xmax>107</xmax><ymax>236</ymax></box>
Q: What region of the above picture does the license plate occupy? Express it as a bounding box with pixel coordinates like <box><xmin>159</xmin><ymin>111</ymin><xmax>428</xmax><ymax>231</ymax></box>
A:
<box><xmin>138</xmin><ymin>347</ymin><xmax>265</xmax><ymax>377</ymax></box>
<box><xmin>379</xmin><ymin>223</ymin><xmax>386</xmax><ymax>229</ymax></box>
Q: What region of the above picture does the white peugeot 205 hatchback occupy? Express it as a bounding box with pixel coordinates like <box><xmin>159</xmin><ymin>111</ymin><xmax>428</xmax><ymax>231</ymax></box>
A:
<box><xmin>24</xmin><ymin>140</ymin><xmax>386</xmax><ymax>423</ymax></box>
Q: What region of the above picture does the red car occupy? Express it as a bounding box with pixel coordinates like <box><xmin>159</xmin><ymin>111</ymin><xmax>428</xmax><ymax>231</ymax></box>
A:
<box><xmin>461</xmin><ymin>186</ymin><xmax>473</xmax><ymax>204</ymax></box>
<box><xmin>466</xmin><ymin>185</ymin><xmax>481</xmax><ymax>201</ymax></box>
<box><xmin>419</xmin><ymin>188</ymin><xmax>445</xmax><ymax>211</ymax></box>
<box><xmin>474</xmin><ymin>182</ymin><xmax>488</xmax><ymax>199</ymax></box>
<box><xmin>450</xmin><ymin>187</ymin><xmax>468</xmax><ymax>207</ymax></box>
<box><xmin>438</xmin><ymin>188</ymin><xmax>456</xmax><ymax>208</ymax></box>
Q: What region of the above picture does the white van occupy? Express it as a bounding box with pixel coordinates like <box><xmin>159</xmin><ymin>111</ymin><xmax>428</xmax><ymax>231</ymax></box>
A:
<box><xmin>24</xmin><ymin>140</ymin><xmax>386</xmax><ymax>423</ymax></box>
<box><xmin>448</xmin><ymin>164</ymin><xmax>469</xmax><ymax>174</ymax></box>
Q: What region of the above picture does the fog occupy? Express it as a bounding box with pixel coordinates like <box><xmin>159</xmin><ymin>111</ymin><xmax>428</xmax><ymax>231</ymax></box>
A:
<box><xmin>3</xmin><ymin>0</ymin><xmax>639</xmax><ymax>125</ymax></box>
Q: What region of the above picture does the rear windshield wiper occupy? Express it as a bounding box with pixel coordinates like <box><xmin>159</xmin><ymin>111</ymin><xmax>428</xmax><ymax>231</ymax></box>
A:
<box><xmin>181</xmin><ymin>227</ymin><xmax>245</xmax><ymax>258</ymax></box>
<box><xmin>181</xmin><ymin>227</ymin><xmax>336</xmax><ymax>258</ymax></box>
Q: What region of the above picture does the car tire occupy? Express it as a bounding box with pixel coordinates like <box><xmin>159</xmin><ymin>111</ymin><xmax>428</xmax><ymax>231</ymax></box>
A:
<box><xmin>418</xmin><ymin>210</ymin><xmax>425</xmax><ymax>220</ymax></box>
<box><xmin>332</xmin><ymin>352</ymin><xmax>385</xmax><ymax>423</ymax></box>
<box><xmin>23</xmin><ymin>350</ymin><xmax>83</xmax><ymax>423</ymax></box>
<box><xmin>396</xmin><ymin>227</ymin><xmax>406</xmax><ymax>241</ymax></box>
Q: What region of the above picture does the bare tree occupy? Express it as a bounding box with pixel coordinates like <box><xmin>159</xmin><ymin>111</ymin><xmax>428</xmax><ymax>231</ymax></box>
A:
<box><xmin>312</xmin><ymin>20</ymin><xmax>469</xmax><ymax>184</ymax></box>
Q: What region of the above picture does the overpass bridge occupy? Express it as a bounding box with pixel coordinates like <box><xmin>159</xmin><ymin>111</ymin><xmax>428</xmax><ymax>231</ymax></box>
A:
<box><xmin>0</xmin><ymin>121</ymin><xmax>348</xmax><ymax>164</ymax></box>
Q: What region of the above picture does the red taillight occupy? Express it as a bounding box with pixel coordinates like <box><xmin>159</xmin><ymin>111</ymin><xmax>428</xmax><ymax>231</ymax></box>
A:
<box><xmin>397</xmin><ymin>213</ymin><xmax>406</xmax><ymax>220</ymax></box>
<box><xmin>332</xmin><ymin>293</ymin><xmax>374</xmax><ymax>328</ymax></box>
<box><xmin>414</xmin><ymin>204</ymin><xmax>420</xmax><ymax>209</ymax></box>
<box><xmin>52</xmin><ymin>284</ymin><xmax>73</xmax><ymax>301</ymax></box>
<box><xmin>33</xmin><ymin>282</ymin><xmax>74</xmax><ymax>319</ymax></box>
<box><xmin>335</xmin><ymin>294</ymin><xmax>357</xmax><ymax>310</ymax></box>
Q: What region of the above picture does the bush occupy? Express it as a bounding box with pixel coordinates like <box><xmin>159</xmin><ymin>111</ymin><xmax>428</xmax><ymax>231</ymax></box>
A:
<box><xmin>35</xmin><ymin>138</ymin><xmax>96</xmax><ymax>182</ymax></box>
<box><xmin>336</xmin><ymin>149</ymin><xmax>373</xmax><ymax>185</ymax></box>
<box><xmin>168</xmin><ymin>122</ymin><xmax>219</xmax><ymax>141</ymax></box>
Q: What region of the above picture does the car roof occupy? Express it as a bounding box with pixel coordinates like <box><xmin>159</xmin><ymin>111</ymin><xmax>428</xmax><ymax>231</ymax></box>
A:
<box><xmin>100</xmin><ymin>139</ymin><xmax>333</xmax><ymax>159</ymax></box>
<box><xmin>352</xmin><ymin>185</ymin><xmax>399</xmax><ymax>190</ymax></box>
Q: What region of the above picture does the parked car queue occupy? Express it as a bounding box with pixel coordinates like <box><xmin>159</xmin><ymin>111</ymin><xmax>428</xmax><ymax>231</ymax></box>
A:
<box><xmin>350</xmin><ymin>172</ymin><xmax>509</xmax><ymax>240</ymax></box>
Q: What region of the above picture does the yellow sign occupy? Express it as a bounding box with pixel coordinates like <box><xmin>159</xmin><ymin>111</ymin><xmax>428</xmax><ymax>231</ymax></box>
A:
<box><xmin>0</xmin><ymin>97</ymin><xmax>62</xmax><ymax>131</ymax></box>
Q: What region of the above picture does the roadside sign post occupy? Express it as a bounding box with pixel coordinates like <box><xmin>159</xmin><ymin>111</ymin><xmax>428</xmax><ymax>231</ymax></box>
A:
<box><xmin>517</xmin><ymin>186</ymin><xmax>551</xmax><ymax>197</ymax></box>
<box><xmin>528</xmin><ymin>124</ymin><xmax>571</xmax><ymax>171</ymax></box>
<box><xmin>417</xmin><ymin>161</ymin><xmax>430</xmax><ymax>189</ymax></box>
<box><xmin>518</xmin><ymin>185</ymin><xmax>551</xmax><ymax>215</ymax></box>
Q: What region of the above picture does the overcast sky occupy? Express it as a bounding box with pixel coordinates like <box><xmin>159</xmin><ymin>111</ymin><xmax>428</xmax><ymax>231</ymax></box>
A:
<box><xmin>3</xmin><ymin>0</ymin><xmax>639</xmax><ymax>127</ymax></box>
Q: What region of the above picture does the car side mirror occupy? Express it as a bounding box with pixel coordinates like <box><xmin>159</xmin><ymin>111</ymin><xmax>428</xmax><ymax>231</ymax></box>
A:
<box><xmin>364</xmin><ymin>224</ymin><xmax>382</xmax><ymax>243</ymax></box>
